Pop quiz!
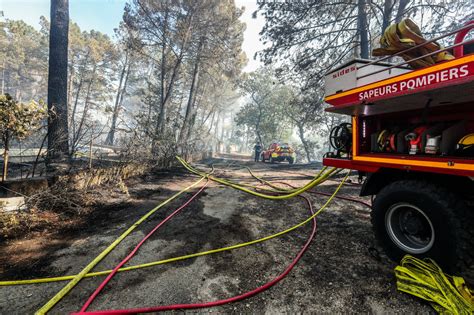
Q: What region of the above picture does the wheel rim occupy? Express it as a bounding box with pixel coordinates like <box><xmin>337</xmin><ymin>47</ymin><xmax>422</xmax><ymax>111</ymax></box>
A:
<box><xmin>385</xmin><ymin>203</ymin><xmax>435</xmax><ymax>254</ymax></box>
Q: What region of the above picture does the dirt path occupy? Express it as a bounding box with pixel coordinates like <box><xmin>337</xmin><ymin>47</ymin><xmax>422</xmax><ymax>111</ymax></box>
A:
<box><xmin>0</xmin><ymin>158</ymin><xmax>432</xmax><ymax>314</ymax></box>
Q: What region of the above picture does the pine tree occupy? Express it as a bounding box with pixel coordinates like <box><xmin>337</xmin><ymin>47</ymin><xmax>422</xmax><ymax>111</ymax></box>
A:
<box><xmin>47</xmin><ymin>0</ymin><xmax>70</xmax><ymax>160</ymax></box>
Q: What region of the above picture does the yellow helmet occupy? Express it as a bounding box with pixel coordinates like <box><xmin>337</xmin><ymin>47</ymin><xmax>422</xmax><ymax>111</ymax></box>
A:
<box><xmin>456</xmin><ymin>134</ymin><xmax>474</xmax><ymax>155</ymax></box>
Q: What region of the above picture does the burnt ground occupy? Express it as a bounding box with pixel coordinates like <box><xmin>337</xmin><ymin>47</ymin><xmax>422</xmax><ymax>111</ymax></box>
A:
<box><xmin>0</xmin><ymin>156</ymin><xmax>436</xmax><ymax>314</ymax></box>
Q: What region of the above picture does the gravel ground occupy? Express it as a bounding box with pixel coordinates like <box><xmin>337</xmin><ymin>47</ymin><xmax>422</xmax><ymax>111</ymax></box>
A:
<box><xmin>0</xmin><ymin>157</ymin><xmax>435</xmax><ymax>314</ymax></box>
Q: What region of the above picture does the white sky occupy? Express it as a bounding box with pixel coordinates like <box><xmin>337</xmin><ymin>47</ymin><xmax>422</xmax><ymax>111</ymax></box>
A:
<box><xmin>235</xmin><ymin>0</ymin><xmax>266</xmax><ymax>72</ymax></box>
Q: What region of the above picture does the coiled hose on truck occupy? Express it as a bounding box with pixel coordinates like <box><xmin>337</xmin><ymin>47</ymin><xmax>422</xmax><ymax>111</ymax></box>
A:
<box><xmin>372</xmin><ymin>18</ymin><xmax>454</xmax><ymax>69</ymax></box>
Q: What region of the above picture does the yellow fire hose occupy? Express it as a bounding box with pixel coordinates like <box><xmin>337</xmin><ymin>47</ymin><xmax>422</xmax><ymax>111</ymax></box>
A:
<box><xmin>245</xmin><ymin>166</ymin><xmax>307</xmax><ymax>192</ymax></box>
<box><xmin>4</xmin><ymin>158</ymin><xmax>472</xmax><ymax>314</ymax></box>
<box><xmin>202</xmin><ymin>165</ymin><xmax>328</xmax><ymax>193</ymax></box>
<box><xmin>0</xmin><ymin>163</ymin><xmax>339</xmax><ymax>287</ymax></box>
<box><xmin>372</xmin><ymin>18</ymin><xmax>454</xmax><ymax>69</ymax></box>
<box><xmin>4</xmin><ymin>158</ymin><xmax>470</xmax><ymax>314</ymax></box>
<box><xmin>176</xmin><ymin>156</ymin><xmax>340</xmax><ymax>199</ymax></box>
<box><xmin>250</xmin><ymin>166</ymin><xmax>474</xmax><ymax>314</ymax></box>
<box><xmin>32</xmin><ymin>166</ymin><xmax>342</xmax><ymax>314</ymax></box>
<box><xmin>28</xmin><ymin>157</ymin><xmax>337</xmax><ymax>314</ymax></box>
<box><xmin>244</xmin><ymin>166</ymin><xmax>329</xmax><ymax>193</ymax></box>
<box><xmin>395</xmin><ymin>255</ymin><xmax>474</xmax><ymax>314</ymax></box>
<box><xmin>1</xmin><ymin>159</ymin><xmax>344</xmax><ymax>315</ymax></box>
<box><xmin>34</xmin><ymin>169</ymin><xmax>214</xmax><ymax>315</ymax></box>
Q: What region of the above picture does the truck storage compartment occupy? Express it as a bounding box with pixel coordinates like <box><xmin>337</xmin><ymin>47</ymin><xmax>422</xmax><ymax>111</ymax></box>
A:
<box><xmin>324</xmin><ymin>59</ymin><xmax>411</xmax><ymax>96</ymax></box>
<box><xmin>358</xmin><ymin>102</ymin><xmax>474</xmax><ymax>159</ymax></box>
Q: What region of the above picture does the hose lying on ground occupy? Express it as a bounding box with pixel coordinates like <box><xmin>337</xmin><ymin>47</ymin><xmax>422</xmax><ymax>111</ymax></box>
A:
<box><xmin>194</xmin><ymin>163</ymin><xmax>369</xmax><ymax>208</ymax></box>
<box><xmin>1</xmin><ymin>160</ymin><xmax>346</xmax><ymax>314</ymax></box>
<box><xmin>74</xmin><ymin>174</ymin><xmax>349</xmax><ymax>314</ymax></box>
<box><xmin>245</xmin><ymin>167</ymin><xmax>371</xmax><ymax>208</ymax></box>
<box><xmin>0</xmin><ymin>164</ymin><xmax>346</xmax><ymax>287</ymax></box>
<box><xmin>177</xmin><ymin>156</ymin><xmax>340</xmax><ymax>200</ymax></box>
<box><xmin>208</xmin><ymin>167</ymin><xmax>326</xmax><ymax>194</ymax></box>
<box><xmin>78</xmin><ymin>180</ymin><xmax>210</xmax><ymax>312</ymax></box>
<box><xmin>34</xmin><ymin>170</ymin><xmax>213</xmax><ymax>315</ymax></box>
<box><xmin>395</xmin><ymin>255</ymin><xmax>474</xmax><ymax>314</ymax></box>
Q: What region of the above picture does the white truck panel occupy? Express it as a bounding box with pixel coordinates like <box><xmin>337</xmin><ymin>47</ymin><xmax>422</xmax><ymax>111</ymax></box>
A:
<box><xmin>325</xmin><ymin>59</ymin><xmax>412</xmax><ymax>96</ymax></box>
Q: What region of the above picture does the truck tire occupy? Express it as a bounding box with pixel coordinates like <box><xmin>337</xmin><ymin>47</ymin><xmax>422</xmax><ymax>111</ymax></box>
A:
<box><xmin>371</xmin><ymin>180</ymin><xmax>473</xmax><ymax>272</ymax></box>
<box><xmin>270</xmin><ymin>156</ymin><xmax>275</xmax><ymax>164</ymax></box>
<box><xmin>288</xmin><ymin>157</ymin><xmax>294</xmax><ymax>164</ymax></box>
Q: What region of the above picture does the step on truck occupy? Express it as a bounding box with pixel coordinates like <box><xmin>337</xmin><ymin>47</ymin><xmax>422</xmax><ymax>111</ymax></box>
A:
<box><xmin>323</xmin><ymin>20</ymin><xmax>474</xmax><ymax>272</ymax></box>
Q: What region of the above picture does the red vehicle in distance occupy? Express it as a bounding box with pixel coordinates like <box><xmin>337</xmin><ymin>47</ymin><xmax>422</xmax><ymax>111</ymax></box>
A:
<box><xmin>261</xmin><ymin>142</ymin><xmax>296</xmax><ymax>164</ymax></box>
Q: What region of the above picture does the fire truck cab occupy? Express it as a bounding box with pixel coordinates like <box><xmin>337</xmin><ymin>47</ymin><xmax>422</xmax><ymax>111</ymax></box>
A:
<box><xmin>323</xmin><ymin>21</ymin><xmax>474</xmax><ymax>272</ymax></box>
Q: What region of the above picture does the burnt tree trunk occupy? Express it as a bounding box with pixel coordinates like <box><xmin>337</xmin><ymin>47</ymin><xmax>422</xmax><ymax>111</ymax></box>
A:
<box><xmin>73</xmin><ymin>64</ymin><xmax>96</xmax><ymax>151</ymax></box>
<box><xmin>179</xmin><ymin>39</ymin><xmax>203</xmax><ymax>144</ymax></box>
<box><xmin>381</xmin><ymin>0</ymin><xmax>394</xmax><ymax>34</ymax></box>
<box><xmin>67</xmin><ymin>63</ymin><xmax>74</xmax><ymax>130</ymax></box>
<box><xmin>357</xmin><ymin>0</ymin><xmax>369</xmax><ymax>59</ymax></box>
<box><xmin>151</xmin><ymin>10</ymin><xmax>193</xmax><ymax>151</ymax></box>
<box><xmin>297</xmin><ymin>124</ymin><xmax>312</xmax><ymax>163</ymax></box>
<box><xmin>47</xmin><ymin>0</ymin><xmax>69</xmax><ymax>160</ymax></box>
<box><xmin>185</xmin><ymin>89</ymin><xmax>203</xmax><ymax>142</ymax></box>
<box><xmin>156</xmin><ymin>9</ymin><xmax>169</xmax><ymax>135</ymax></box>
<box><xmin>106</xmin><ymin>51</ymin><xmax>130</xmax><ymax>146</ymax></box>
<box><xmin>70</xmin><ymin>51</ymin><xmax>90</xmax><ymax>138</ymax></box>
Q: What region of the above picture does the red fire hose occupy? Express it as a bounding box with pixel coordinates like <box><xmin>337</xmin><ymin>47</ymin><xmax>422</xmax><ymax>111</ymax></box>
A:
<box><xmin>74</xmin><ymin>168</ymin><xmax>359</xmax><ymax>314</ymax></box>
<box><xmin>275</xmin><ymin>183</ymin><xmax>371</xmax><ymax>208</ymax></box>
<box><xmin>78</xmin><ymin>180</ymin><xmax>210</xmax><ymax>313</ymax></box>
<box><xmin>74</xmin><ymin>192</ymin><xmax>317</xmax><ymax>314</ymax></box>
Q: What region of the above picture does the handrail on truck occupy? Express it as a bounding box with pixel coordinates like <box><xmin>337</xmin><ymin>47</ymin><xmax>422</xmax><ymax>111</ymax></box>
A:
<box><xmin>357</xmin><ymin>38</ymin><xmax>474</xmax><ymax>80</ymax></box>
<box><xmin>356</xmin><ymin>20</ymin><xmax>474</xmax><ymax>80</ymax></box>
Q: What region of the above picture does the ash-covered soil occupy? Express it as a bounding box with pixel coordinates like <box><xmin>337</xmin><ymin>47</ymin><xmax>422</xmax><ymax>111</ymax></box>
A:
<box><xmin>0</xmin><ymin>157</ymin><xmax>436</xmax><ymax>314</ymax></box>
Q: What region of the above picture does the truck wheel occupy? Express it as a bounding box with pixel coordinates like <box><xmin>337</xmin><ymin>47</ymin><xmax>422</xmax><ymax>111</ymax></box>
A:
<box><xmin>288</xmin><ymin>157</ymin><xmax>294</xmax><ymax>164</ymax></box>
<box><xmin>261</xmin><ymin>155</ymin><xmax>265</xmax><ymax>162</ymax></box>
<box><xmin>270</xmin><ymin>157</ymin><xmax>275</xmax><ymax>164</ymax></box>
<box><xmin>371</xmin><ymin>180</ymin><xmax>472</xmax><ymax>272</ymax></box>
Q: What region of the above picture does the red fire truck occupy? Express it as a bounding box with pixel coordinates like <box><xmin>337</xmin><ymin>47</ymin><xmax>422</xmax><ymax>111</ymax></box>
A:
<box><xmin>323</xmin><ymin>21</ymin><xmax>474</xmax><ymax>272</ymax></box>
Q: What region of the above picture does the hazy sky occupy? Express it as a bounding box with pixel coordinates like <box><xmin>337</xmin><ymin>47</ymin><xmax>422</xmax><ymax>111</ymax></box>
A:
<box><xmin>0</xmin><ymin>0</ymin><xmax>265</xmax><ymax>72</ymax></box>
<box><xmin>235</xmin><ymin>0</ymin><xmax>266</xmax><ymax>72</ymax></box>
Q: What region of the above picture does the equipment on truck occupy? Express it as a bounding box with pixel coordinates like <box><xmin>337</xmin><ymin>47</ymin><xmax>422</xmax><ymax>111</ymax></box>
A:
<box><xmin>425</xmin><ymin>136</ymin><xmax>441</xmax><ymax>154</ymax></box>
<box><xmin>322</xmin><ymin>19</ymin><xmax>474</xmax><ymax>272</ymax></box>
<box><xmin>328</xmin><ymin>122</ymin><xmax>352</xmax><ymax>158</ymax></box>
<box><xmin>377</xmin><ymin>129</ymin><xmax>390</xmax><ymax>151</ymax></box>
<box><xmin>373</xmin><ymin>19</ymin><xmax>454</xmax><ymax>69</ymax></box>
<box><xmin>405</xmin><ymin>126</ymin><xmax>429</xmax><ymax>155</ymax></box>
<box><xmin>376</xmin><ymin>129</ymin><xmax>399</xmax><ymax>152</ymax></box>
<box><xmin>456</xmin><ymin>133</ymin><xmax>474</xmax><ymax>156</ymax></box>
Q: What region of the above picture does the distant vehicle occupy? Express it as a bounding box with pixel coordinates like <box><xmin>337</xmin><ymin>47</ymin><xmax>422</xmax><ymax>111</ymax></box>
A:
<box><xmin>261</xmin><ymin>142</ymin><xmax>296</xmax><ymax>164</ymax></box>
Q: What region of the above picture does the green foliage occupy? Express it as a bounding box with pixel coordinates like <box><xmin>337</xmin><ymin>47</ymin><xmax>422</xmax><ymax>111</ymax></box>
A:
<box><xmin>124</xmin><ymin>0</ymin><xmax>247</xmax><ymax>147</ymax></box>
<box><xmin>1</xmin><ymin>1</ymin><xmax>248</xmax><ymax>161</ymax></box>
<box><xmin>0</xmin><ymin>19</ymin><xmax>49</xmax><ymax>101</ymax></box>
<box><xmin>235</xmin><ymin>68</ymin><xmax>293</xmax><ymax>147</ymax></box>
<box><xmin>0</xmin><ymin>94</ymin><xmax>46</xmax><ymax>144</ymax></box>
<box><xmin>0</xmin><ymin>93</ymin><xmax>46</xmax><ymax>179</ymax></box>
